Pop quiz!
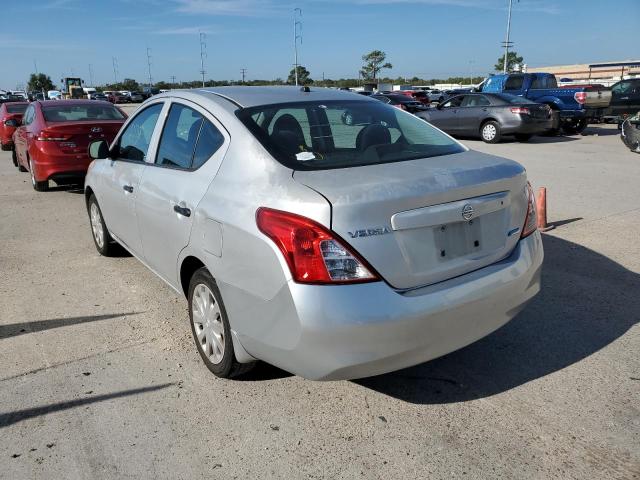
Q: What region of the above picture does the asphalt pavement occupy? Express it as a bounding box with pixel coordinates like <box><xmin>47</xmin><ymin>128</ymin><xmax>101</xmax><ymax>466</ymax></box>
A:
<box><xmin>0</xmin><ymin>121</ymin><xmax>638</xmax><ymax>479</ymax></box>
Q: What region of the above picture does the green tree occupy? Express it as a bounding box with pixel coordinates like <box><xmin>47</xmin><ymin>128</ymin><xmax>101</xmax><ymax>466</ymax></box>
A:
<box><xmin>287</xmin><ymin>66</ymin><xmax>312</xmax><ymax>85</ymax></box>
<box><xmin>360</xmin><ymin>50</ymin><xmax>392</xmax><ymax>81</ymax></box>
<box><xmin>495</xmin><ymin>51</ymin><xmax>524</xmax><ymax>73</ymax></box>
<box><xmin>27</xmin><ymin>73</ymin><xmax>55</xmax><ymax>92</ymax></box>
<box><xmin>121</xmin><ymin>78</ymin><xmax>140</xmax><ymax>91</ymax></box>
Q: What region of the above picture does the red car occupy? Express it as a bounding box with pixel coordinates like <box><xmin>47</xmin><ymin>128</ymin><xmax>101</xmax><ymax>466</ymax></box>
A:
<box><xmin>1</xmin><ymin>102</ymin><xmax>29</xmax><ymax>160</ymax></box>
<box><xmin>392</xmin><ymin>90</ymin><xmax>431</xmax><ymax>106</ymax></box>
<box><xmin>13</xmin><ymin>100</ymin><xmax>127</xmax><ymax>191</ymax></box>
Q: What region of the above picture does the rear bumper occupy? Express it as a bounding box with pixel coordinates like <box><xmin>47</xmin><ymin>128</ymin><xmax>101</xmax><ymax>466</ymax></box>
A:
<box><xmin>230</xmin><ymin>231</ymin><xmax>544</xmax><ymax>380</ymax></box>
<box><xmin>501</xmin><ymin>116</ymin><xmax>553</xmax><ymax>135</ymax></box>
<box><xmin>30</xmin><ymin>145</ymin><xmax>91</xmax><ymax>182</ymax></box>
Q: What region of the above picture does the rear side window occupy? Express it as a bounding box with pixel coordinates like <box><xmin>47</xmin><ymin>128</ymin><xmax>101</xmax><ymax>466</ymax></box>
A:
<box><xmin>504</xmin><ymin>75</ymin><xmax>525</xmax><ymax>91</ymax></box>
<box><xmin>192</xmin><ymin>120</ymin><xmax>225</xmax><ymax>169</ymax></box>
<box><xmin>118</xmin><ymin>103</ymin><xmax>162</xmax><ymax>161</ymax></box>
<box><xmin>531</xmin><ymin>75</ymin><xmax>557</xmax><ymax>89</ymax></box>
<box><xmin>461</xmin><ymin>95</ymin><xmax>490</xmax><ymax>107</ymax></box>
<box><xmin>6</xmin><ymin>104</ymin><xmax>28</xmax><ymax>114</ymax></box>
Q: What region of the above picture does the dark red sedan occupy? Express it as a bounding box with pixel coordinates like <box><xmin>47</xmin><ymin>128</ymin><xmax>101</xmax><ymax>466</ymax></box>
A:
<box><xmin>13</xmin><ymin>100</ymin><xmax>126</xmax><ymax>191</ymax></box>
<box><xmin>1</xmin><ymin>102</ymin><xmax>29</xmax><ymax>160</ymax></box>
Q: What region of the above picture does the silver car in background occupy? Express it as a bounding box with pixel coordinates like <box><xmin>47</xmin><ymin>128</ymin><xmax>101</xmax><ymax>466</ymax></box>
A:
<box><xmin>84</xmin><ymin>87</ymin><xmax>543</xmax><ymax>380</ymax></box>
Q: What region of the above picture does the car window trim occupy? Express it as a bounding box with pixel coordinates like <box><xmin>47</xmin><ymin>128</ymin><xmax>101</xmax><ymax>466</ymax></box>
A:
<box><xmin>146</xmin><ymin>97</ymin><xmax>230</xmax><ymax>172</ymax></box>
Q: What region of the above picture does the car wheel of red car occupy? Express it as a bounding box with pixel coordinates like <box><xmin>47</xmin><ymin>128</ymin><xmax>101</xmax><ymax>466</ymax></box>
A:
<box><xmin>28</xmin><ymin>158</ymin><xmax>48</xmax><ymax>192</ymax></box>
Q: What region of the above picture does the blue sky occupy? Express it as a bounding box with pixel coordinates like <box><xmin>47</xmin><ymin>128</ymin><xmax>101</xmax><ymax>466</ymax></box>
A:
<box><xmin>1</xmin><ymin>0</ymin><xmax>638</xmax><ymax>89</ymax></box>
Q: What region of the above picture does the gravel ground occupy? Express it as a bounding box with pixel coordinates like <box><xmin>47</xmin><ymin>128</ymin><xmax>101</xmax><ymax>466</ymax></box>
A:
<box><xmin>0</xmin><ymin>121</ymin><xmax>638</xmax><ymax>479</ymax></box>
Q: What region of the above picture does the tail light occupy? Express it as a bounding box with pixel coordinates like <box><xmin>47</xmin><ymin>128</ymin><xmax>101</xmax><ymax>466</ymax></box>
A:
<box><xmin>36</xmin><ymin>130</ymin><xmax>73</xmax><ymax>141</ymax></box>
<box><xmin>256</xmin><ymin>207</ymin><xmax>379</xmax><ymax>284</ymax></box>
<box><xmin>521</xmin><ymin>182</ymin><xmax>537</xmax><ymax>238</ymax></box>
<box><xmin>510</xmin><ymin>107</ymin><xmax>530</xmax><ymax>115</ymax></box>
<box><xmin>574</xmin><ymin>92</ymin><xmax>587</xmax><ymax>104</ymax></box>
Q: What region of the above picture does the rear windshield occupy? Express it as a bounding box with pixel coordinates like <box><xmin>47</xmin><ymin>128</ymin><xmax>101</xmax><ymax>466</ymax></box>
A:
<box><xmin>236</xmin><ymin>100</ymin><xmax>464</xmax><ymax>170</ymax></box>
<box><xmin>493</xmin><ymin>93</ymin><xmax>533</xmax><ymax>104</ymax></box>
<box><xmin>6</xmin><ymin>104</ymin><xmax>28</xmax><ymax>114</ymax></box>
<box><xmin>42</xmin><ymin>104</ymin><xmax>125</xmax><ymax>122</ymax></box>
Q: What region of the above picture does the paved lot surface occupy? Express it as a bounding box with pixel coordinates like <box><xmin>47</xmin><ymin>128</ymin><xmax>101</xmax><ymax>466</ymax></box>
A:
<box><xmin>1</xmin><ymin>120</ymin><xmax>638</xmax><ymax>479</ymax></box>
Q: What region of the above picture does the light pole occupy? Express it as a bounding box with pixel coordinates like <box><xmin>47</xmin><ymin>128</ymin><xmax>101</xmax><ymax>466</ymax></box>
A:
<box><xmin>241</xmin><ymin>68</ymin><xmax>247</xmax><ymax>84</ymax></box>
<box><xmin>199</xmin><ymin>32</ymin><xmax>207</xmax><ymax>87</ymax></box>
<box><xmin>293</xmin><ymin>8</ymin><xmax>302</xmax><ymax>86</ymax></box>
<box><xmin>501</xmin><ymin>0</ymin><xmax>514</xmax><ymax>74</ymax></box>
<box><xmin>469</xmin><ymin>60</ymin><xmax>474</xmax><ymax>86</ymax></box>
<box><xmin>146</xmin><ymin>48</ymin><xmax>153</xmax><ymax>87</ymax></box>
<box><xmin>112</xmin><ymin>57</ymin><xmax>119</xmax><ymax>84</ymax></box>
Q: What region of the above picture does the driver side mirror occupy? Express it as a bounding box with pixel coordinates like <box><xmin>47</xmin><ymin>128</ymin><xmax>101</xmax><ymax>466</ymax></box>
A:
<box><xmin>4</xmin><ymin>118</ymin><xmax>20</xmax><ymax>127</ymax></box>
<box><xmin>88</xmin><ymin>140</ymin><xmax>111</xmax><ymax>160</ymax></box>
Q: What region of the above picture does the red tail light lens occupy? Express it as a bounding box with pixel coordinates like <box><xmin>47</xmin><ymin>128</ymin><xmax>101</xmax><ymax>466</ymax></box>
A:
<box><xmin>256</xmin><ymin>207</ymin><xmax>379</xmax><ymax>284</ymax></box>
<box><xmin>521</xmin><ymin>182</ymin><xmax>537</xmax><ymax>238</ymax></box>
<box><xmin>574</xmin><ymin>92</ymin><xmax>587</xmax><ymax>104</ymax></box>
<box><xmin>510</xmin><ymin>107</ymin><xmax>530</xmax><ymax>115</ymax></box>
<box><xmin>36</xmin><ymin>130</ymin><xmax>73</xmax><ymax>141</ymax></box>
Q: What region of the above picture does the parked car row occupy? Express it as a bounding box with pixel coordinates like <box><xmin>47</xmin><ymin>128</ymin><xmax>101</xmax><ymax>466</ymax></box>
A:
<box><xmin>2</xmin><ymin>87</ymin><xmax>543</xmax><ymax>382</ymax></box>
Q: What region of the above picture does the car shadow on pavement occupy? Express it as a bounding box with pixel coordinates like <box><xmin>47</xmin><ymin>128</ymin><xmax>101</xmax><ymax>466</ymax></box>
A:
<box><xmin>48</xmin><ymin>183</ymin><xmax>84</xmax><ymax>194</ymax></box>
<box><xmin>0</xmin><ymin>312</ymin><xmax>140</xmax><ymax>341</ymax></box>
<box><xmin>581</xmin><ymin>126</ymin><xmax>621</xmax><ymax>137</ymax></box>
<box><xmin>355</xmin><ymin>234</ymin><xmax>639</xmax><ymax>404</ymax></box>
<box><xmin>0</xmin><ymin>384</ymin><xmax>173</xmax><ymax>429</ymax></box>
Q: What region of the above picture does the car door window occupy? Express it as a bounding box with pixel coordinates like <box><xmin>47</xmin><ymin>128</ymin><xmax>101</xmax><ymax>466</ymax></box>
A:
<box><xmin>118</xmin><ymin>103</ymin><xmax>162</xmax><ymax>162</ymax></box>
<box><xmin>461</xmin><ymin>95</ymin><xmax>490</xmax><ymax>107</ymax></box>
<box><xmin>192</xmin><ymin>119</ymin><xmax>225</xmax><ymax>169</ymax></box>
<box><xmin>504</xmin><ymin>75</ymin><xmax>525</xmax><ymax>92</ymax></box>
<box><xmin>443</xmin><ymin>96</ymin><xmax>463</xmax><ymax>108</ymax></box>
<box><xmin>156</xmin><ymin>103</ymin><xmax>204</xmax><ymax>169</ymax></box>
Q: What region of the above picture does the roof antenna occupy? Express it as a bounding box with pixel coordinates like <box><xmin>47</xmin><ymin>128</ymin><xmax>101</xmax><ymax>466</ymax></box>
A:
<box><xmin>300</xmin><ymin>86</ymin><xmax>310</xmax><ymax>93</ymax></box>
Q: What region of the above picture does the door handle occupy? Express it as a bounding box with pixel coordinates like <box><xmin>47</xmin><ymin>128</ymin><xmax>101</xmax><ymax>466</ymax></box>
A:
<box><xmin>173</xmin><ymin>205</ymin><xmax>191</xmax><ymax>217</ymax></box>
<box><xmin>123</xmin><ymin>185</ymin><xmax>134</xmax><ymax>193</ymax></box>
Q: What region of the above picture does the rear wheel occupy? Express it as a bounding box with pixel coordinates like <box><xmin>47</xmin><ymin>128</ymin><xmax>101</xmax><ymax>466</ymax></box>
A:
<box><xmin>480</xmin><ymin>120</ymin><xmax>501</xmax><ymax>143</ymax></box>
<box><xmin>188</xmin><ymin>268</ymin><xmax>254</xmax><ymax>379</ymax></box>
<box><xmin>29</xmin><ymin>158</ymin><xmax>48</xmax><ymax>192</ymax></box>
<box><xmin>515</xmin><ymin>133</ymin><xmax>532</xmax><ymax>142</ymax></box>
<box><xmin>562</xmin><ymin>119</ymin><xmax>588</xmax><ymax>135</ymax></box>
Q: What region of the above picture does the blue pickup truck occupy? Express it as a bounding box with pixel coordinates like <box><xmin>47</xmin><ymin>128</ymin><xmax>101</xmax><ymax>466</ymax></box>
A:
<box><xmin>481</xmin><ymin>73</ymin><xmax>611</xmax><ymax>134</ymax></box>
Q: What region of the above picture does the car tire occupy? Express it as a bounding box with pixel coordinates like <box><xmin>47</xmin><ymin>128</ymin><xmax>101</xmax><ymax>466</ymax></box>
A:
<box><xmin>188</xmin><ymin>267</ymin><xmax>254</xmax><ymax>379</ymax></box>
<box><xmin>562</xmin><ymin>119</ymin><xmax>588</xmax><ymax>135</ymax></box>
<box><xmin>480</xmin><ymin>120</ymin><xmax>501</xmax><ymax>143</ymax></box>
<box><xmin>29</xmin><ymin>158</ymin><xmax>48</xmax><ymax>192</ymax></box>
<box><xmin>87</xmin><ymin>194</ymin><xmax>118</xmax><ymax>256</ymax></box>
<box><xmin>515</xmin><ymin>134</ymin><xmax>532</xmax><ymax>142</ymax></box>
<box><xmin>12</xmin><ymin>149</ymin><xmax>18</xmax><ymax>167</ymax></box>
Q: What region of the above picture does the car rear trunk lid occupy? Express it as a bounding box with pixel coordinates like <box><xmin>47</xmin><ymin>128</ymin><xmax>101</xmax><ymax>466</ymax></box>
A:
<box><xmin>294</xmin><ymin>150</ymin><xmax>529</xmax><ymax>289</ymax></box>
<box><xmin>41</xmin><ymin>120</ymin><xmax>123</xmax><ymax>153</ymax></box>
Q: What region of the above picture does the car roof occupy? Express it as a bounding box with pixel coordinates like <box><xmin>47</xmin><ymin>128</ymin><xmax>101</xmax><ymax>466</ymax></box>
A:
<box><xmin>184</xmin><ymin>86</ymin><xmax>370</xmax><ymax>108</ymax></box>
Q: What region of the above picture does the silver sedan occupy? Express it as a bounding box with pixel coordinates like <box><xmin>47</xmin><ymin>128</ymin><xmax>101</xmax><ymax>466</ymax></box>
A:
<box><xmin>84</xmin><ymin>87</ymin><xmax>543</xmax><ymax>380</ymax></box>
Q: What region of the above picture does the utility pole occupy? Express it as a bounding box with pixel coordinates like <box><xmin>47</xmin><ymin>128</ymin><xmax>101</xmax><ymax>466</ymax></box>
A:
<box><xmin>170</xmin><ymin>75</ymin><xmax>176</xmax><ymax>87</ymax></box>
<box><xmin>112</xmin><ymin>57</ymin><xmax>119</xmax><ymax>84</ymax></box>
<box><xmin>146</xmin><ymin>47</ymin><xmax>153</xmax><ymax>87</ymax></box>
<box><xmin>199</xmin><ymin>32</ymin><xmax>207</xmax><ymax>88</ymax></box>
<box><xmin>468</xmin><ymin>60</ymin><xmax>474</xmax><ymax>86</ymax></box>
<box><xmin>88</xmin><ymin>64</ymin><xmax>94</xmax><ymax>87</ymax></box>
<box><xmin>240</xmin><ymin>68</ymin><xmax>247</xmax><ymax>84</ymax></box>
<box><xmin>293</xmin><ymin>8</ymin><xmax>302</xmax><ymax>86</ymax></box>
<box><xmin>501</xmin><ymin>0</ymin><xmax>514</xmax><ymax>74</ymax></box>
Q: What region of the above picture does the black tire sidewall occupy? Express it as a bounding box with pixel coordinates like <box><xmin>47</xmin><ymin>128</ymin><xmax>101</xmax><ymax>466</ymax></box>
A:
<box><xmin>188</xmin><ymin>268</ymin><xmax>236</xmax><ymax>378</ymax></box>
<box><xmin>88</xmin><ymin>194</ymin><xmax>114</xmax><ymax>256</ymax></box>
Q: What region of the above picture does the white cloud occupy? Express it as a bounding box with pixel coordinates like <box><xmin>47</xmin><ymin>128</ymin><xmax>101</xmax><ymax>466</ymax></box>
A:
<box><xmin>173</xmin><ymin>0</ymin><xmax>287</xmax><ymax>16</ymax></box>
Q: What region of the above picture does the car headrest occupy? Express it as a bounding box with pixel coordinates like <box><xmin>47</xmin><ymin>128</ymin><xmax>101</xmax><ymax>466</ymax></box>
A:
<box><xmin>272</xmin><ymin>114</ymin><xmax>305</xmax><ymax>146</ymax></box>
<box><xmin>356</xmin><ymin>124</ymin><xmax>392</xmax><ymax>152</ymax></box>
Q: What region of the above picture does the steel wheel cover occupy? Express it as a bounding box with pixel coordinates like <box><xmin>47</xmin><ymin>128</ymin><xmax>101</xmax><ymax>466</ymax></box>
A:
<box><xmin>482</xmin><ymin>123</ymin><xmax>497</xmax><ymax>140</ymax></box>
<box><xmin>90</xmin><ymin>203</ymin><xmax>104</xmax><ymax>249</ymax></box>
<box><xmin>192</xmin><ymin>283</ymin><xmax>225</xmax><ymax>364</ymax></box>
